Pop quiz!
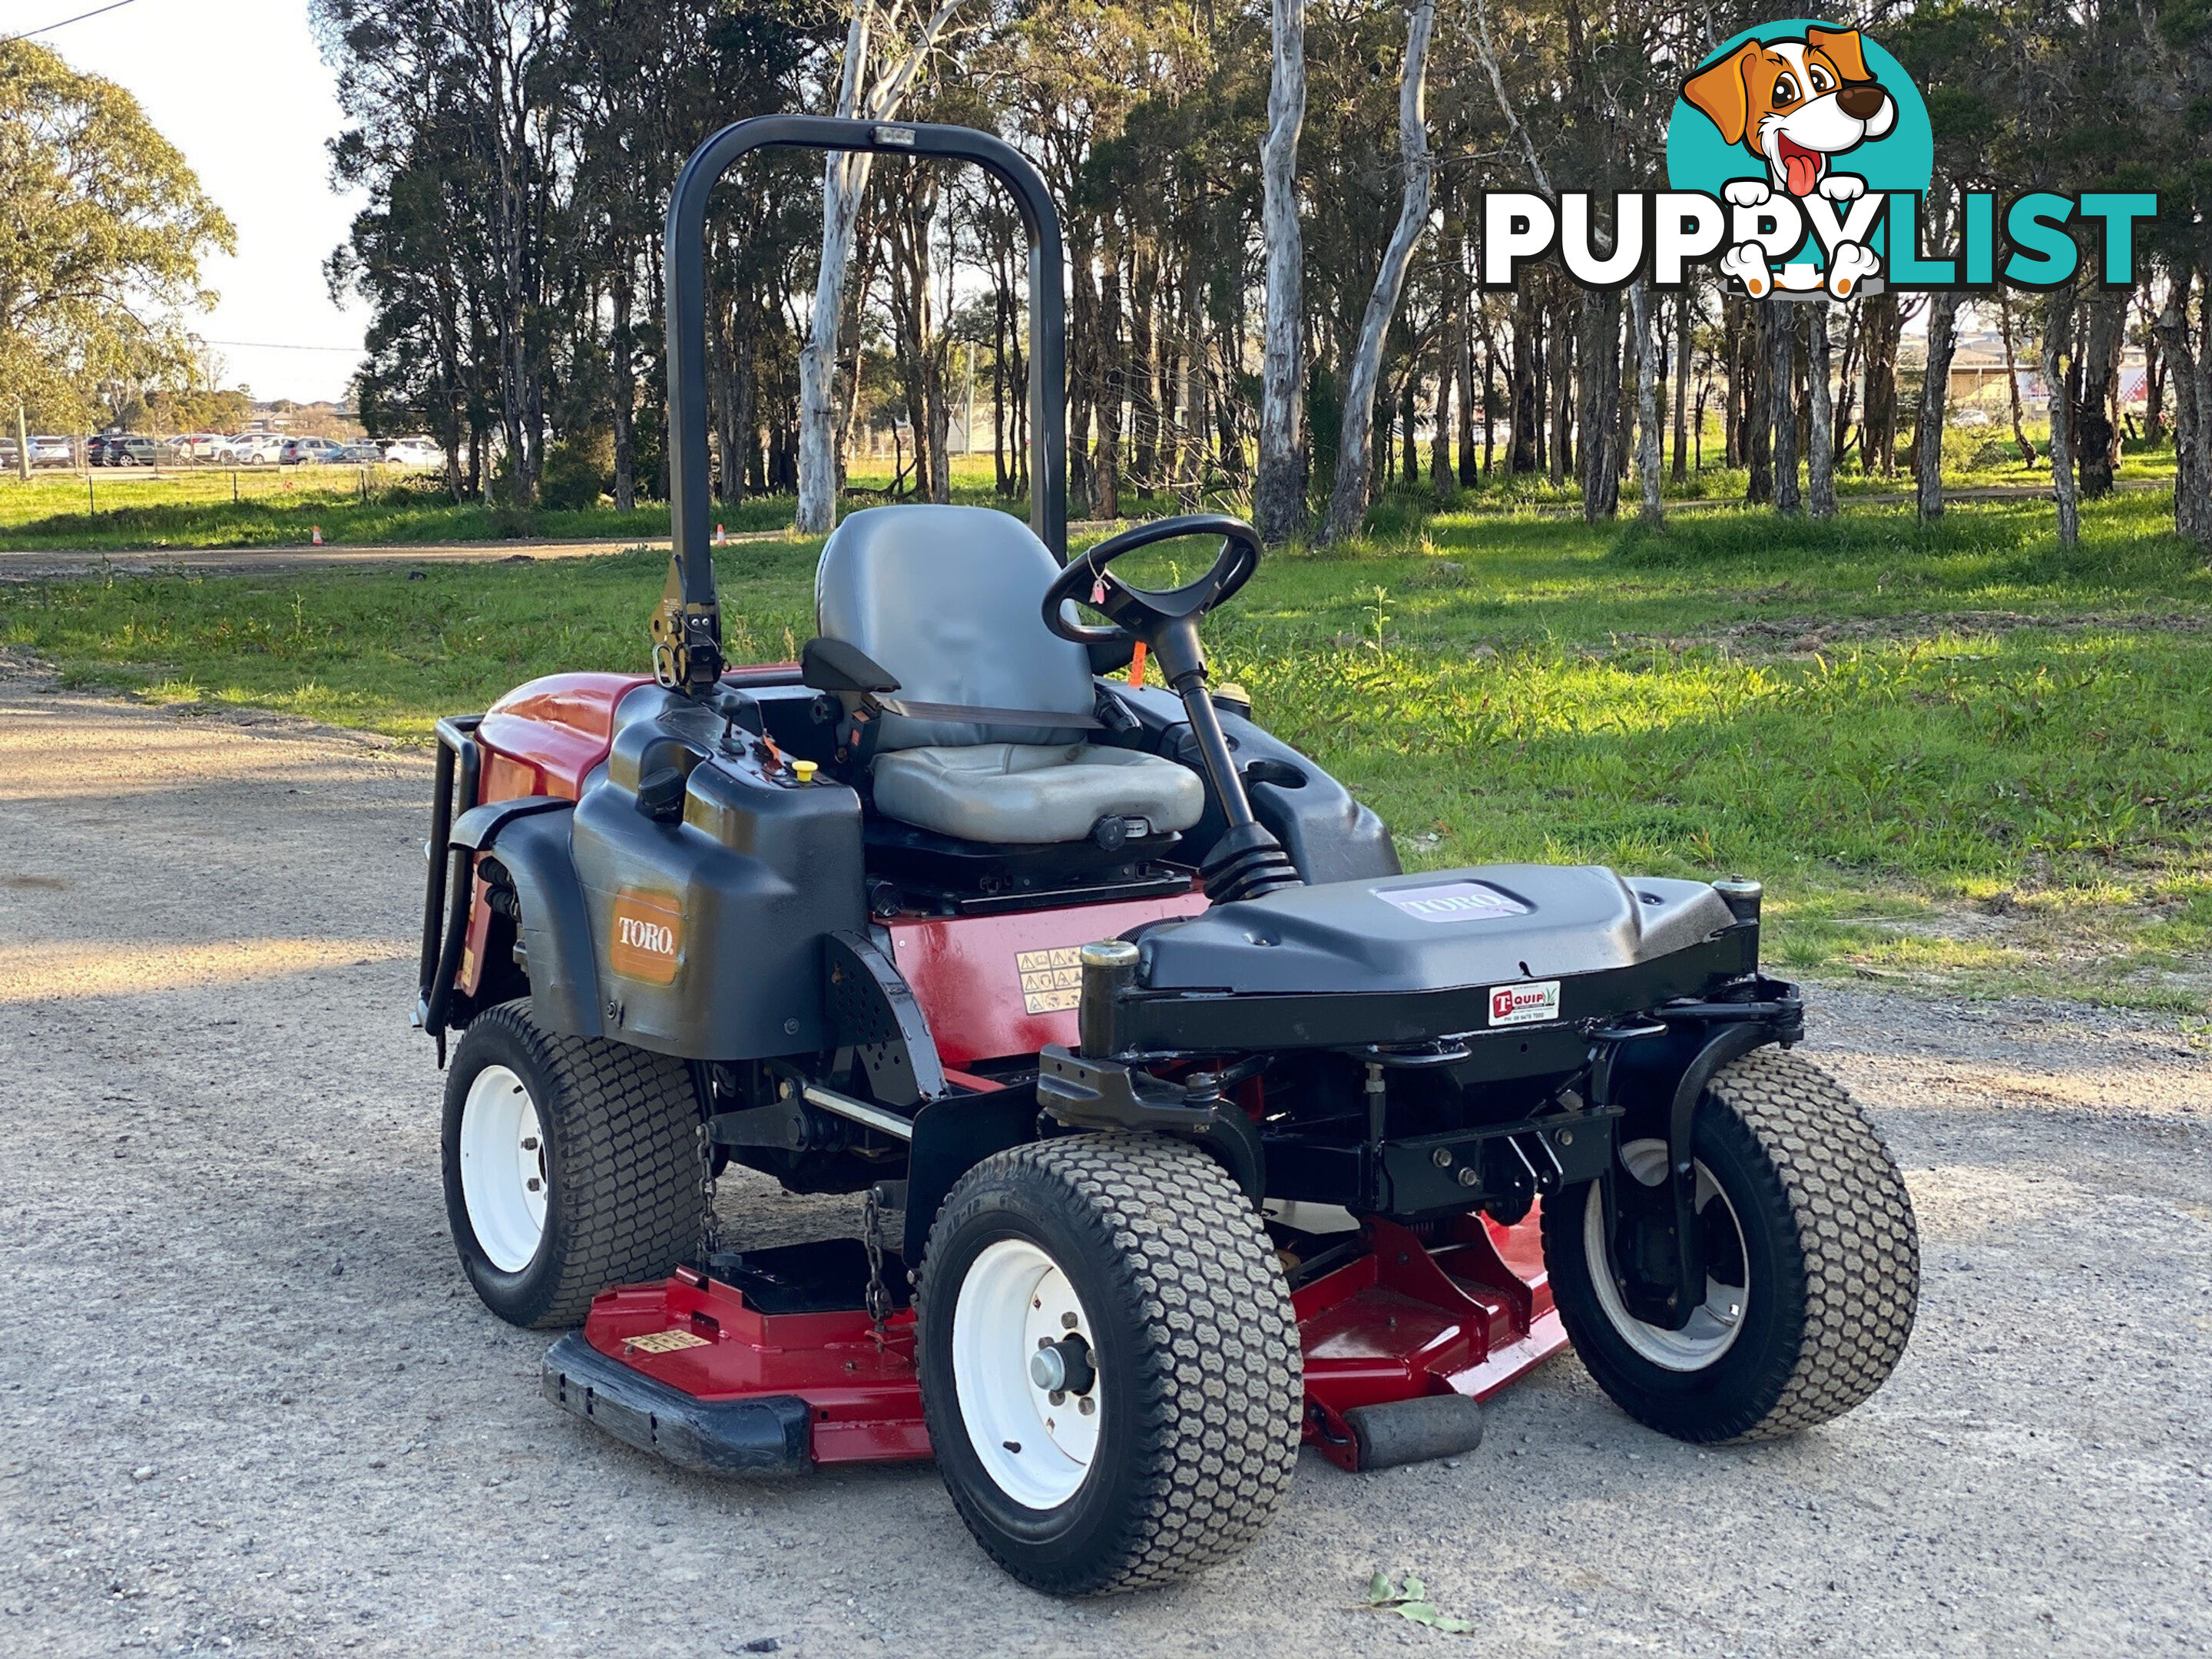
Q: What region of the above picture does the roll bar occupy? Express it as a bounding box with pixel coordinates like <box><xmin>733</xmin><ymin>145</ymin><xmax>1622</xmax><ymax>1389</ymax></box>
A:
<box><xmin>654</xmin><ymin>115</ymin><xmax>1069</xmax><ymax>694</ymax></box>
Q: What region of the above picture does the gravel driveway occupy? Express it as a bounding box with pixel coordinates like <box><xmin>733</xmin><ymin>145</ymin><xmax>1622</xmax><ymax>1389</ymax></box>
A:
<box><xmin>2</xmin><ymin>664</ymin><xmax>2207</xmax><ymax>1658</ymax></box>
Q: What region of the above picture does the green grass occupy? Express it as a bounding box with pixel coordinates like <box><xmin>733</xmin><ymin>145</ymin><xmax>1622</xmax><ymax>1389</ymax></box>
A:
<box><xmin>4</xmin><ymin>484</ymin><xmax>2207</xmax><ymax>1012</ymax></box>
<box><xmin>3</xmin><ymin>430</ymin><xmax>2180</xmax><ymax>550</ymax></box>
<box><xmin>0</xmin><ymin>457</ymin><xmax>1028</xmax><ymax>551</ymax></box>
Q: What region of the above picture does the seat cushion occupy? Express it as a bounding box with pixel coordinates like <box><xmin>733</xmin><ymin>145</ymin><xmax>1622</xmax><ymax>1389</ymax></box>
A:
<box><xmin>816</xmin><ymin>505</ymin><xmax>1098</xmax><ymax>750</ymax></box>
<box><xmin>871</xmin><ymin>743</ymin><xmax>1206</xmax><ymax>846</ymax></box>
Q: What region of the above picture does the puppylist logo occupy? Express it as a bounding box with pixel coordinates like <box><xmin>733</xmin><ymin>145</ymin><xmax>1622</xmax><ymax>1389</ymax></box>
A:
<box><xmin>1479</xmin><ymin>20</ymin><xmax>2158</xmax><ymax>300</ymax></box>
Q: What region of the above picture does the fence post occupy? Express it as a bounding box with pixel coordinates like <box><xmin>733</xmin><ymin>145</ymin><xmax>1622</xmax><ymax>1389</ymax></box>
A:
<box><xmin>13</xmin><ymin>403</ymin><xmax>27</xmax><ymax>482</ymax></box>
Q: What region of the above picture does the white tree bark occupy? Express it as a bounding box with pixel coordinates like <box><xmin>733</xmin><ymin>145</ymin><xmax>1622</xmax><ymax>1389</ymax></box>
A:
<box><xmin>1253</xmin><ymin>0</ymin><xmax>1307</xmax><ymax>545</ymax></box>
<box><xmin>1321</xmin><ymin>0</ymin><xmax>1435</xmax><ymax>544</ymax></box>
<box><xmin>1806</xmin><ymin>301</ymin><xmax>1837</xmax><ymax>519</ymax></box>
<box><xmin>2043</xmin><ymin>284</ymin><xmax>2079</xmax><ymax>549</ymax></box>
<box><xmin>1631</xmin><ymin>278</ymin><xmax>1662</xmax><ymax>523</ymax></box>
<box><xmin>795</xmin><ymin>0</ymin><xmax>970</xmax><ymax>535</ymax></box>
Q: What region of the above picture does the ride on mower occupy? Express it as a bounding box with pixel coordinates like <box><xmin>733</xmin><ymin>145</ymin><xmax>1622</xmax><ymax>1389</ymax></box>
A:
<box><xmin>413</xmin><ymin>116</ymin><xmax>1919</xmax><ymax>1594</ymax></box>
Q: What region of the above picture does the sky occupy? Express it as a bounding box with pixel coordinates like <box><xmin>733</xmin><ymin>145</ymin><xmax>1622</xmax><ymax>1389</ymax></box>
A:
<box><xmin>18</xmin><ymin>0</ymin><xmax>373</xmax><ymax>404</ymax></box>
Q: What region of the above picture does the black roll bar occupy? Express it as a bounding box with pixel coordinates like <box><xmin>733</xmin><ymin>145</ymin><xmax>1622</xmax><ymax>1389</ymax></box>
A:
<box><xmin>656</xmin><ymin>115</ymin><xmax>1070</xmax><ymax>694</ymax></box>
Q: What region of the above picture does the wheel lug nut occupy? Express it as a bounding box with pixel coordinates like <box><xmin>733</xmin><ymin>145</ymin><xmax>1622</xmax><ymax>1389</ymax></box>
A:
<box><xmin>1078</xmin><ymin>1396</ymin><xmax>1095</xmax><ymax>1416</ymax></box>
<box><xmin>1060</xmin><ymin>1312</ymin><xmax>1078</xmax><ymax>1330</ymax></box>
<box><xmin>1049</xmin><ymin>1389</ymin><xmax>1066</xmax><ymax>1406</ymax></box>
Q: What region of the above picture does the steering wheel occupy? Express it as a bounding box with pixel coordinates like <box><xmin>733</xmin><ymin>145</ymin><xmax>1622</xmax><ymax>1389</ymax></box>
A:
<box><xmin>1041</xmin><ymin>513</ymin><xmax>1263</xmax><ymax>650</ymax></box>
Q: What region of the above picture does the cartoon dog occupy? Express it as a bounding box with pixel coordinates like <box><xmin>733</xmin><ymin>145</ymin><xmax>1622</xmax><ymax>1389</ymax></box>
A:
<box><xmin>1684</xmin><ymin>25</ymin><xmax>1896</xmax><ymax>299</ymax></box>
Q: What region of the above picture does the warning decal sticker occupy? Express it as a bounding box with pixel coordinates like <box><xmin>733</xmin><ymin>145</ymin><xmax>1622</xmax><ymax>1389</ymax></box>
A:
<box><xmin>1016</xmin><ymin>946</ymin><xmax>1084</xmax><ymax>1015</ymax></box>
<box><xmin>623</xmin><ymin>1329</ymin><xmax>710</xmax><ymax>1356</ymax></box>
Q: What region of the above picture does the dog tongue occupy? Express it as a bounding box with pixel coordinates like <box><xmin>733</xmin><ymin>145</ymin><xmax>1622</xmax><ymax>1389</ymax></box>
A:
<box><xmin>1782</xmin><ymin>146</ymin><xmax>1822</xmax><ymax>197</ymax></box>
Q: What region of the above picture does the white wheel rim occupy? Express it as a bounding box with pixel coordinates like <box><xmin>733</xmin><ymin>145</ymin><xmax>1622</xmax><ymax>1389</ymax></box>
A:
<box><xmin>1584</xmin><ymin>1137</ymin><xmax>1749</xmax><ymax>1371</ymax></box>
<box><xmin>951</xmin><ymin>1239</ymin><xmax>1101</xmax><ymax>1510</ymax></box>
<box><xmin>459</xmin><ymin>1065</ymin><xmax>548</xmax><ymax>1273</ymax></box>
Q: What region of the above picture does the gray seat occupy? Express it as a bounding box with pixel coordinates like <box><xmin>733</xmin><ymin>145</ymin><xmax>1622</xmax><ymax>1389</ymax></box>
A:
<box><xmin>814</xmin><ymin>505</ymin><xmax>1205</xmax><ymax>846</ymax></box>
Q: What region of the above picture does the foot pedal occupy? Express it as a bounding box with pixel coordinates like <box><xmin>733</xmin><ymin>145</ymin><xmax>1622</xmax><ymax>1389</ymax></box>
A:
<box><xmin>1343</xmin><ymin>1393</ymin><xmax>1485</xmax><ymax>1471</ymax></box>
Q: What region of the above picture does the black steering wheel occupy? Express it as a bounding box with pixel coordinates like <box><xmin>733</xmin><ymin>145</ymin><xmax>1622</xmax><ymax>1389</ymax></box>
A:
<box><xmin>1041</xmin><ymin>513</ymin><xmax>1263</xmax><ymax>650</ymax></box>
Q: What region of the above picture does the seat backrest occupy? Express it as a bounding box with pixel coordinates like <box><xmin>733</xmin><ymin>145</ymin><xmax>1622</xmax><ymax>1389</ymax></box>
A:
<box><xmin>815</xmin><ymin>505</ymin><xmax>1096</xmax><ymax>750</ymax></box>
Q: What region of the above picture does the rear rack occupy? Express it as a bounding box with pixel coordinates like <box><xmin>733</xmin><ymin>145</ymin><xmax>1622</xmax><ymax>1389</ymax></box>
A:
<box><xmin>414</xmin><ymin>714</ymin><xmax>484</xmax><ymax>1060</ymax></box>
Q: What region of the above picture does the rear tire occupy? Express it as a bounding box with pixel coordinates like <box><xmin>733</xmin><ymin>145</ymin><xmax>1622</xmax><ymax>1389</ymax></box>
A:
<box><xmin>441</xmin><ymin>1000</ymin><xmax>708</xmax><ymax>1329</ymax></box>
<box><xmin>1543</xmin><ymin>1047</ymin><xmax>1918</xmax><ymax>1442</ymax></box>
<box><xmin>916</xmin><ymin>1134</ymin><xmax>1302</xmax><ymax>1594</ymax></box>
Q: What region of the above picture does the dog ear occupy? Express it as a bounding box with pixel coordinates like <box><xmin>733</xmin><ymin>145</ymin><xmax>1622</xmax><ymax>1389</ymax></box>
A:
<box><xmin>1681</xmin><ymin>43</ymin><xmax>1758</xmax><ymax>147</ymax></box>
<box><xmin>1806</xmin><ymin>26</ymin><xmax>1871</xmax><ymax>83</ymax></box>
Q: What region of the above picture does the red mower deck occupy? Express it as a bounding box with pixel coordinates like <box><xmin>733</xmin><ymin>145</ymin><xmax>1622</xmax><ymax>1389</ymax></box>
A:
<box><xmin>544</xmin><ymin>1207</ymin><xmax>1563</xmax><ymax>1476</ymax></box>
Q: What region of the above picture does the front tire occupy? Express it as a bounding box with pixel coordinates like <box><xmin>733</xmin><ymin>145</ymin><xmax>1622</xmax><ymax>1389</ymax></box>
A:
<box><xmin>441</xmin><ymin>1000</ymin><xmax>708</xmax><ymax>1329</ymax></box>
<box><xmin>916</xmin><ymin>1134</ymin><xmax>1302</xmax><ymax>1594</ymax></box>
<box><xmin>1543</xmin><ymin>1047</ymin><xmax>1918</xmax><ymax>1442</ymax></box>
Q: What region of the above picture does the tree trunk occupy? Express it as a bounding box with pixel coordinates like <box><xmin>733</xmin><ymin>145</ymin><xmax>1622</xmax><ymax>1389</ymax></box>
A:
<box><xmin>2043</xmin><ymin>283</ymin><xmax>2080</xmax><ymax>548</ymax></box>
<box><xmin>2143</xmin><ymin>282</ymin><xmax>2166</xmax><ymax>446</ymax></box>
<box><xmin>1806</xmin><ymin>302</ymin><xmax>1836</xmax><ymax>520</ymax></box>
<box><xmin>2076</xmin><ymin>292</ymin><xmax>2124</xmax><ymax>499</ymax></box>
<box><xmin>1509</xmin><ymin>296</ymin><xmax>1538</xmax><ymax>472</ymax></box>
<box><xmin>1860</xmin><ymin>291</ymin><xmax>1901</xmax><ymax>475</ymax></box>
<box><xmin>1431</xmin><ymin>318</ymin><xmax>1455</xmax><ymax>495</ymax></box>
<box><xmin>1745</xmin><ymin>303</ymin><xmax>1773</xmax><ymax>504</ymax></box>
<box><xmin>1670</xmin><ymin>288</ymin><xmax>1692</xmax><ymax>483</ymax></box>
<box><xmin>1547</xmin><ymin>292</ymin><xmax>1574</xmax><ymax>485</ymax></box>
<box><xmin>609</xmin><ymin>260</ymin><xmax>637</xmax><ymax>512</ymax></box>
<box><xmin>1576</xmin><ymin>289</ymin><xmax>1621</xmax><ymax>523</ymax></box>
<box><xmin>1458</xmin><ymin>305</ymin><xmax>1481</xmax><ymax>487</ymax></box>
<box><xmin>2151</xmin><ymin>280</ymin><xmax>2208</xmax><ymax>547</ymax></box>
<box><xmin>1321</xmin><ymin>0</ymin><xmax>1435</xmax><ymax>543</ymax></box>
<box><xmin>1722</xmin><ymin>295</ymin><xmax>1743</xmax><ymax>469</ymax></box>
<box><xmin>1131</xmin><ymin>254</ymin><xmax>1159</xmax><ymax>495</ymax></box>
<box><xmin>1998</xmin><ymin>287</ymin><xmax>2036</xmax><ymax>466</ymax></box>
<box><xmin>1631</xmin><ymin>279</ymin><xmax>1662</xmax><ymax>522</ymax></box>
<box><xmin>1094</xmin><ymin>225</ymin><xmax>1124</xmax><ymax>520</ymax></box>
<box><xmin>1772</xmin><ymin>304</ymin><xmax>1800</xmax><ymax>515</ymax></box>
<box><xmin>798</xmin><ymin>126</ymin><xmax>870</xmax><ymax>529</ymax></box>
<box><xmin>1399</xmin><ymin>359</ymin><xmax>1419</xmax><ymax>488</ymax></box>
<box><xmin>1254</xmin><ymin>0</ymin><xmax>1308</xmax><ymax>542</ymax></box>
<box><xmin>1915</xmin><ymin>292</ymin><xmax>1961</xmax><ymax>520</ymax></box>
<box><xmin>795</xmin><ymin>0</ymin><xmax>967</xmax><ymax>532</ymax></box>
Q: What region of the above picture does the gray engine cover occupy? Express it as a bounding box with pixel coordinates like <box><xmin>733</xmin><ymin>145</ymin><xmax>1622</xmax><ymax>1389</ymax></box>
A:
<box><xmin>1136</xmin><ymin>866</ymin><xmax>1737</xmax><ymax>995</ymax></box>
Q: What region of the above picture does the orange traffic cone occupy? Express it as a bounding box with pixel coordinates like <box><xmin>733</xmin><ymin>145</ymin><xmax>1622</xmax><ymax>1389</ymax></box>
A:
<box><xmin>714</xmin><ymin>522</ymin><xmax>727</xmax><ymax>546</ymax></box>
<box><xmin>311</xmin><ymin>525</ymin><xmax>323</xmax><ymax>545</ymax></box>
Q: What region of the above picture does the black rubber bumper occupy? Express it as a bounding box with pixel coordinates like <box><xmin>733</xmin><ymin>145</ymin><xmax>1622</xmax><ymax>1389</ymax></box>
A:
<box><xmin>542</xmin><ymin>1333</ymin><xmax>813</xmax><ymax>1476</ymax></box>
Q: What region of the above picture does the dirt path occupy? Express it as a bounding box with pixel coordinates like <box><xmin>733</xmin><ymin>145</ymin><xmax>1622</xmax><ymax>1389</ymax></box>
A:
<box><xmin>1</xmin><ymin>665</ymin><xmax>2207</xmax><ymax>1659</ymax></box>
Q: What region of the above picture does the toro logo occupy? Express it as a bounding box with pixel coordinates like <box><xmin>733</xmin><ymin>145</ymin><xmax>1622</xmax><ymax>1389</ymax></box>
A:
<box><xmin>1488</xmin><ymin>979</ymin><xmax>1561</xmax><ymax>1028</ymax></box>
<box><xmin>609</xmin><ymin>892</ymin><xmax>683</xmax><ymax>985</ymax></box>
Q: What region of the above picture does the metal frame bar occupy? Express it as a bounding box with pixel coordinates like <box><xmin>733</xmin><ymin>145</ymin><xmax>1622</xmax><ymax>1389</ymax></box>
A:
<box><xmin>664</xmin><ymin>115</ymin><xmax>1070</xmax><ymax>690</ymax></box>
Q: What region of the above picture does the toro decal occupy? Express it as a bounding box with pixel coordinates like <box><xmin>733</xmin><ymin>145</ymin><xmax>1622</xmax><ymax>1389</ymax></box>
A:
<box><xmin>1376</xmin><ymin>879</ymin><xmax>1530</xmax><ymax>923</ymax></box>
<box><xmin>609</xmin><ymin>892</ymin><xmax>684</xmax><ymax>985</ymax></box>
<box><xmin>1488</xmin><ymin>979</ymin><xmax>1561</xmax><ymax>1028</ymax></box>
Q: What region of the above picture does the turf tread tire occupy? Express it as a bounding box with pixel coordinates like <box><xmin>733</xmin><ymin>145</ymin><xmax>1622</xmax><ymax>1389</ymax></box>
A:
<box><xmin>443</xmin><ymin>999</ymin><xmax>708</xmax><ymax>1330</ymax></box>
<box><xmin>916</xmin><ymin>1134</ymin><xmax>1302</xmax><ymax>1594</ymax></box>
<box><xmin>1708</xmin><ymin>1048</ymin><xmax>1919</xmax><ymax>1438</ymax></box>
<box><xmin>1545</xmin><ymin>1046</ymin><xmax>1918</xmax><ymax>1442</ymax></box>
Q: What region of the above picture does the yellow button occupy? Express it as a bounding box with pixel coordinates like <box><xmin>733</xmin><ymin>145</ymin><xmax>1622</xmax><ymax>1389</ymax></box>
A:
<box><xmin>791</xmin><ymin>759</ymin><xmax>819</xmax><ymax>783</ymax></box>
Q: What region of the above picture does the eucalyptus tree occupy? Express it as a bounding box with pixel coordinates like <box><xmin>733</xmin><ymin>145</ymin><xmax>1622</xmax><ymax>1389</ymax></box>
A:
<box><xmin>0</xmin><ymin>41</ymin><xmax>234</xmax><ymax>429</ymax></box>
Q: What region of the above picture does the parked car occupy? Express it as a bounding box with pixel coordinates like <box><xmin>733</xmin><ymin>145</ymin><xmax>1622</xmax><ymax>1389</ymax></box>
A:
<box><xmin>104</xmin><ymin>436</ymin><xmax>163</xmax><ymax>467</ymax></box>
<box><xmin>168</xmin><ymin>432</ymin><xmax>229</xmax><ymax>462</ymax></box>
<box><xmin>85</xmin><ymin>433</ymin><xmax>117</xmax><ymax>466</ymax></box>
<box><xmin>282</xmin><ymin>435</ymin><xmax>346</xmax><ymax>466</ymax></box>
<box><xmin>382</xmin><ymin>437</ymin><xmax>443</xmax><ymax>469</ymax></box>
<box><xmin>29</xmin><ymin>435</ymin><xmax>74</xmax><ymax>467</ymax></box>
<box><xmin>331</xmin><ymin>442</ymin><xmax>391</xmax><ymax>464</ymax></box>
<box><xmin>224</xmin><ymin>433</ymin><xmax>285</xmax><ymax>465</ymax></box>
